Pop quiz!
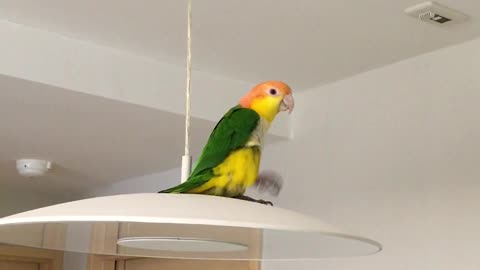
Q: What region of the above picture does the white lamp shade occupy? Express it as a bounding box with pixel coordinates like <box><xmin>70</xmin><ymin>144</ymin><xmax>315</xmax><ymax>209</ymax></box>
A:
<box><xmin>0</xmin><ymin>193</ymin><xmax>381</xmax><ymax>260</ymax></box>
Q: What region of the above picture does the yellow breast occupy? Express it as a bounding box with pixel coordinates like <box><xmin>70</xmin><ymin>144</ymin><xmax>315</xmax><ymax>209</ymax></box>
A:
<box><xmin>190</xmin><ymin>147</ymin><xmax>261</xmax><ymax>197</ymax></box>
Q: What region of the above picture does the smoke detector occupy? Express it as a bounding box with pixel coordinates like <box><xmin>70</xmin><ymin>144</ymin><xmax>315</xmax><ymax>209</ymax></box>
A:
<box><xmin>404</xmin><ymin>1</ymin><xmax>468</xmax><ymax>26</ymax></box>
<box><xmin>16</xmin><ymin>159</ymin><xmax>52</xmax><ymax>177</ymax></box>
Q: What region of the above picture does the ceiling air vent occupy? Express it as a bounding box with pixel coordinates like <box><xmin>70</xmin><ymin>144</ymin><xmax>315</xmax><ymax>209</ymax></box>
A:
<box><xmin>404</xmin><ymin>1</ymin><xmax>468</xmax><ymax>26</ymax></box>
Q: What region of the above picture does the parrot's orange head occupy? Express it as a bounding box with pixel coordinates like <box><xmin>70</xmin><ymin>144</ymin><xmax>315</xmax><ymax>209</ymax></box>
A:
<box><xmin>239</xmin><ymin>81</ymin><xmax>294</xmax><ymax>122</ymax></box>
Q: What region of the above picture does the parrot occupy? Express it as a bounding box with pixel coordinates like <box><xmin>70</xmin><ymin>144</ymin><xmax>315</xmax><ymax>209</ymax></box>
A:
<box><xmin>158</xmin><ymin>81</ymin><xmax>294</xmax><ymax>205</ymax></box>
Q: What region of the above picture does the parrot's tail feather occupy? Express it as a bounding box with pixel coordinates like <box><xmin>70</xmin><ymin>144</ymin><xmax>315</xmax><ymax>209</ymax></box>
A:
<box><xmin>157</xmin><ymin>186</ymin><xmax>182</xmax><ymax>193</ymax></box>
<box><xmin>157</xmin><ymin>174</ymin><xmax>210</xmax><ymax>194</ymax></box>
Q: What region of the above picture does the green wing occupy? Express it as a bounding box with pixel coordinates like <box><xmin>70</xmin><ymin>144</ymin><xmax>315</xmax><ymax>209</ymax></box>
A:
<box><xmin>158</xmin><ymin>105</ymin><xmax>260</xmax><ymax>193</ymax></box>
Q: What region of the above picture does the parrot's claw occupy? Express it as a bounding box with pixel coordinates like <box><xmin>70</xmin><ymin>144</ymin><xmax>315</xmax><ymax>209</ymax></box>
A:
<box><xmin>256</xmin><ymin>199</ymin><xmax>274</xmax><ymax>206</ymax></box>
<box><xmin>233</xmin><ymin>195</ymin><xmax>274</xmax><ymax>206</ymax></box>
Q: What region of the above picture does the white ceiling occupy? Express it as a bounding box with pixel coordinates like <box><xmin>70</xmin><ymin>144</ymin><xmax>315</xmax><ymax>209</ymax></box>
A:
<box><xmin>0</xmin><ymin>0</ymin><xmax>479</xmax><ymax>89</ymax></box>
<box><xmin>0</xmin><ymin>74</ymin><xmax>285</xmax><ymax>194</ymax></box>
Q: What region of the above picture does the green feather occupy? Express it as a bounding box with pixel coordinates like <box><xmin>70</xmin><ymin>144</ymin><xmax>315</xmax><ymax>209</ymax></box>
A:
<box><xmin>158</xmin><ymin>105</ymin><xmax>260</xmax><ymax>193</ymax></box>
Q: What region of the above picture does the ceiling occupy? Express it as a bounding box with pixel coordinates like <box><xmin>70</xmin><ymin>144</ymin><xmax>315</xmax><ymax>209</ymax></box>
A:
<box><xmin>0</xmin><ymin>0</ymin><xmax>479</xmax><ymax>90</ymax></box>
<box><xmin>0</xmin><ymin>74</ymin><xmax>283</xmax><ymax>195</ymax></box>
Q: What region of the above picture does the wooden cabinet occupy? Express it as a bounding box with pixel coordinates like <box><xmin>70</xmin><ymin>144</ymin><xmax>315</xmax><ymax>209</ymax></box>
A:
<box><xmin>119</xmin><ymin>258</ymin><xmax>257</xmax><ymax>270</ymax></box>
<box><xmin>88</xmin><ymin>256</ymin><xmax>259</xmax><ymax>270</ymax></box>
<box><xmin>0</xmin><ymin>222</ymin><xmax>260</xmax><ymax>270</ymax></box>
<box><xmin>0</xmin><ymin>245</ymin><xmax>63</xmax><ymax>270</ymax></box>
<box><xmin>0</xmin><ymin>261</ymin><xmax>39</xmax><ymax>270</ymax></box>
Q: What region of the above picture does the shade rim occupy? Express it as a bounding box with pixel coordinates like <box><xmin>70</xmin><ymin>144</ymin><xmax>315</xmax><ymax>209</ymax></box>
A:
<box><xmin>0</xmin><ymin>193</ymin><xmax>382</xmax><ymax>260</ymax></box>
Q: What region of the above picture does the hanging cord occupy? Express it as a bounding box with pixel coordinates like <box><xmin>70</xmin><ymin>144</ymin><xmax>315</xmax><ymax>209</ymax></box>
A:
<box><xmin>181</xmin><ymin>0</ymin><xmax>193</xmax><ymax>183</ymax></box>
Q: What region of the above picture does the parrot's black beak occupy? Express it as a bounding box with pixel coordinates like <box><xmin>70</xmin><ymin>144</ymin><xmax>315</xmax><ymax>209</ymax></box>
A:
<box><xmin>280</xmin><ymin>94</ymin><xmax>294</xmax><ymax>114</ymax></box>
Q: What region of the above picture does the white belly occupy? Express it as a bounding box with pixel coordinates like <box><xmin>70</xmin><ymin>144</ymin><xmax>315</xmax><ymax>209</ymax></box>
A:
<box><xmin>246</xmin><ymin>117</ymin><xmax>270</xmax><ymax>147</ymax></box>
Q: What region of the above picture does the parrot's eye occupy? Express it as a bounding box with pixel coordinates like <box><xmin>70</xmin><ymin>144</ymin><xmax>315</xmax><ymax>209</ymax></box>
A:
<box><xmin>269</xmin><ymin>88</ymin><xmax>278</xmax><ymax>96</ymax></box>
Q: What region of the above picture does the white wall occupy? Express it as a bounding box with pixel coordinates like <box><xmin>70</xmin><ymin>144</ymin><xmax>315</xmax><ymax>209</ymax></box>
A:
<box><xmin>0</xmin><ymin>188</ymin><xmax>70</xmax><ymax>217</ymax></box>
<box><xmin>86</xmin><ymin>167</ymin><xmax>181</xmax><ymax>197</ymax></box>
<box><xmin>260</xmin><ymin>36</ymin><xmax>480</xmax><ymax>269</ymax></box>
<box><xmin>87</xmin><ymin>36</ymin><xmax>480</xmax><ymax>270</ymax></box>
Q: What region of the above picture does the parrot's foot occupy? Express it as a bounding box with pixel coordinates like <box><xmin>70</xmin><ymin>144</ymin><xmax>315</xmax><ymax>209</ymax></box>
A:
<box><xmin>233</xmin><ymin>195</ymin><xmax>273</xmax><ymax>206</ymax></box>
